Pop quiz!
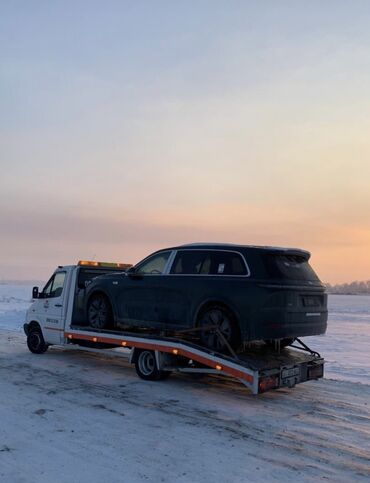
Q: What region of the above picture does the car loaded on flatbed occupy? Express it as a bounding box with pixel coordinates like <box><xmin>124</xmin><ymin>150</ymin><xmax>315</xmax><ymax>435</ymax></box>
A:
<box><xmin>23</xmin><ymin>246</ymin><xmax>326</xmax><ymax>394</ymax></box>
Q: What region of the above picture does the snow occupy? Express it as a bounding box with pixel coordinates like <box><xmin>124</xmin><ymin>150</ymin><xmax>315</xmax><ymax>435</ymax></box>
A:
<box><xmin>307</xmin><ymin>295</ymin><xmax>370</xmax><ymax>386</ymax></box>
<box><xmin>0</xmin><ymin>286</ymin><xmax>369</xmax><ymax>482</ymax></box>
<box><xmin>0</xmin><ymin>283</ymin><xmax>33</xmax><ymax>331</ymax></box>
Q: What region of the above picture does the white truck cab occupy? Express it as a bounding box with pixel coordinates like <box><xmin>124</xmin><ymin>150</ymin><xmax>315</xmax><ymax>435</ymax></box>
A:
<box><xmin>24</xmin><ymin>261</ymin><xmax>131</xmax><ymax>351</ymax></box>
<box><xmin>26</xmin><ymin>266</ymin><xmax>75</xmax><ymax>347</ymax></box>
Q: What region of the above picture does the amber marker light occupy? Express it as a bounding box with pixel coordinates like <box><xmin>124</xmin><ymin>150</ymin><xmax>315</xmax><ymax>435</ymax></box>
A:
<box><xmin>172</xmin><ymin>349</ymin><xmax>179</xmax><ymax>355</ymax></box>
<box><xmin>68</xmin><ymin>334</ymin><xmax>73</xmax><ymax>339</ymax></box>
<box><xmin>78</xmin><ymin>260</ymin><xmax>132</xmax><ymax>268</ymax></box>
<box><xmin>216</xmin><ymin>364</ymin><xmax>222</xmax><ymax>371</ymax></box>
<box><xmin>78</xmin><ymin>260</ymin><xmax>99</xmax><ymax>266</ymax></box>
<box><xmin>92</xmin><ymin>337</ymin><xmax>98</xmax><ymax>342</ymax></box>
<box><xmin>121</xmin><ymin>341</ymin><xmax>127</xmax><ymax>346</ymax></box>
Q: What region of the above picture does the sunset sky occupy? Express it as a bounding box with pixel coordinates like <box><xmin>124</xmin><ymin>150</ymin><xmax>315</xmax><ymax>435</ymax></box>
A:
<box><xmin>1</xmin><ymin>1</ymin><xmax>370</xmax><ymax>283</ymax></box>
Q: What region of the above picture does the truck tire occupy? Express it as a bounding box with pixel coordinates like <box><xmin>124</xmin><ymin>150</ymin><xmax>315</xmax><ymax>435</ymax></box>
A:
<box><xmin>87</xmin><ymin>293</ymin><xmax>113</xmax><ymax>329</ymax></box>
<box><xmin>134</xmin><ymin>350</ymin><xmax>171</xmax><ymax>381</ymax></box>
<box><xmin>27</xmin><ymin>328</ymin><xmax>48</xmax><ymax>354</ymax></box>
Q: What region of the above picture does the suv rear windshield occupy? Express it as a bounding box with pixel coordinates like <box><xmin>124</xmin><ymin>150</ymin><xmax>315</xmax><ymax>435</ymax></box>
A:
<box><xmin>170</xmin><ymin>250</ymin><xmax>247</xmax><ymax>276</ymax></box>
<box><xmin>261</xmin><ymin>253</ymin><xmax>320</xmax><ymax>282</ymax></box>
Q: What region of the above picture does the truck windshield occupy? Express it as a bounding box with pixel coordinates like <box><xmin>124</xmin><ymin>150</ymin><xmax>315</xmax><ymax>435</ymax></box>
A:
<box><xmin>261</xmin><ymin>253</ymin><xmax>320</xmax><ymax>282</ymax></box>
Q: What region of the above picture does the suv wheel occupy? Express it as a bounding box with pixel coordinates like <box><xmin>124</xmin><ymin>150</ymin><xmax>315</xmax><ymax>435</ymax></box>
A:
<box><xmin>87</xmin><ymin>293</ymin><xmax>113</xmax><ymax>329</ymax></box>
<box><xmin>198</xmin><ymin>305</ymin><xmax>240</xmax><ymax>353</ymax></box>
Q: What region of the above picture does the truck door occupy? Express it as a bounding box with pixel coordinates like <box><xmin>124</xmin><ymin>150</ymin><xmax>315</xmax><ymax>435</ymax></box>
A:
<box><xmin>38</xmin><ymin>271</ymin><xmax>67</xmax><ymax>344</ymax></box>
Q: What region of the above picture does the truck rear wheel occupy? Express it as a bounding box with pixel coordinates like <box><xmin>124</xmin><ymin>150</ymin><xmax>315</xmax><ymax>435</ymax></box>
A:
<box><xmin>134</xmin><ymin>350</ymin><xmax>171</xmax><ymax>381</ymax></box>
<box><xmin>87</xmin><ymin>293</ymin><xmax>113</xmax><ymax>329</ymax></box>
<box><xmin>27</xmin><ymin>328</ymin><xmax>48</xmax><ymax>354</ymax></box>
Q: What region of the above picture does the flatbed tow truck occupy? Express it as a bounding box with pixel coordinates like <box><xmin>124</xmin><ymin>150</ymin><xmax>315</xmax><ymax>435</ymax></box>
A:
<box><xmin>24</xmin><ymin>261</ymin><xmax>324</xmax><ymax>395</ymax></box>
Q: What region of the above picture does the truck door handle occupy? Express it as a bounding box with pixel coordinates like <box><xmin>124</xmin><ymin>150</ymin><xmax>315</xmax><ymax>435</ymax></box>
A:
<box><xmin>54</xmin><ymin>304</ymin><xmax>62</xmax><ymax>307</ymax></box>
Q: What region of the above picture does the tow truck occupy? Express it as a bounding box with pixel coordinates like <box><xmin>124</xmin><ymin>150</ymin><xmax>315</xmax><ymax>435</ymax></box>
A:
<box><xmin>23</xmin><ymin>261</ymin><xmax>324</xmax><ymax>394</ymax></box>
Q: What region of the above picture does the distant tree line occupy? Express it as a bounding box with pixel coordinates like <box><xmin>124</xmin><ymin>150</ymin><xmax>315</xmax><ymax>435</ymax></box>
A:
<box><xmin>326</xmin><ymin>280</ymin><xmax>370</xmax><ymax>294</ymax></box>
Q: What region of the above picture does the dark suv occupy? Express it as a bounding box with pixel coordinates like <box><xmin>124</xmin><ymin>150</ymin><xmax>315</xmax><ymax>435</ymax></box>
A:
<box><xmin>84</xmin><ymin>244</ymin><xmax>328</xmax><ymax>351</ymax></box>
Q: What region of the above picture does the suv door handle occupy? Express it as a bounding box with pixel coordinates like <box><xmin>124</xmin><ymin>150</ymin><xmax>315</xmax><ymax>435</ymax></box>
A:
<box><xmin>54</xmin><ymin>304</ymin><xmax>62</xmax><ymax>307</ymax></box>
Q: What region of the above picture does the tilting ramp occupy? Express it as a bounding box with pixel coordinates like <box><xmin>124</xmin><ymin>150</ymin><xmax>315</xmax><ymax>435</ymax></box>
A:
<box><xmin>65</xmin><ymin>327</ymin><xmax>324</xmax><ymax>394</ymax></box>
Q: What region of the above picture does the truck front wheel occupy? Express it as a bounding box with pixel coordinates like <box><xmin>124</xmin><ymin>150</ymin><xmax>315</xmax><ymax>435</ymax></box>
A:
<box><xmin>27</xmin><ymin>328</ymin><xmax>48</xmax><ymax>354</ymax></box>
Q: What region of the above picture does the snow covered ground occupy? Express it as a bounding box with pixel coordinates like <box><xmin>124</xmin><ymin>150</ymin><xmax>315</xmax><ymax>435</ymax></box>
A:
<box><xmin>0</xmin><ymin>283</ymin><xmax>34</xmax><ymax>332</ymax></box>
<box><xmin>0</xmin><ymin>285</ymin><xmax>369</xmax><ymax>482</ymax></box>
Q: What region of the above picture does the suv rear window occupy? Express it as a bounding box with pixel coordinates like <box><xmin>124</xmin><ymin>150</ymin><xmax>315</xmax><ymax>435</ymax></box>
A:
<box><xmin>262</xmin><ymin>253</ymin><xmax>320</xmax><ymax>282</ymax></box>
<box><xmin>170</xmin><ymin>250</ymin><xmax>247</xmax><ymax>276</ymax></box>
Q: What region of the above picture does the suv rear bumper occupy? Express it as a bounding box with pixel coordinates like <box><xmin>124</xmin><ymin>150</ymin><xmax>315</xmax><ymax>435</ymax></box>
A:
<box><xmin>247</xmin><ymin>309</ymin><xmax>328</xmax><ymax>340</ymax></box>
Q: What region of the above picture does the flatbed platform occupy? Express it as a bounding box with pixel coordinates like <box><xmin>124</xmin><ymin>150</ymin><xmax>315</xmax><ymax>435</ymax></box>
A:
<box><xmin>64</xmin><ymin>325</ymin><xmax>324</xmax><ymax>394</ymax></box>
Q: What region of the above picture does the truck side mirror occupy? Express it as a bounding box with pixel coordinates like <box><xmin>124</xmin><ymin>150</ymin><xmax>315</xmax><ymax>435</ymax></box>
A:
<box><xmin>32</xmin><ymin>286</ymin><xmax>39</xmax><ymax>299</ymax></box>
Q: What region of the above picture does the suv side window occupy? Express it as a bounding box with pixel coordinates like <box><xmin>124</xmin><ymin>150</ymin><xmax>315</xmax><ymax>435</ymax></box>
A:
<box><xmin>42</xmin><ymin>272</ymin><xmax>66</xmax><ymax>298</ymax></box>
<box><xmin>208</xmin><ymin>251</ymin><xmax>247</xmax><ymax>275</ymax></box>
<box><xmin>170</xmin><ymin>250</ymin><xmax>247</xmax><ymax>275</ymax></box>
<box><xmin>170</xmin><ymin>250</ymin><xmax>210</xmax><ymax>274</ymax></box>
<box><xmin>135</xmin><ymin>252</ymin><xmax>171</xmax><ymax>275</ymax></box>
